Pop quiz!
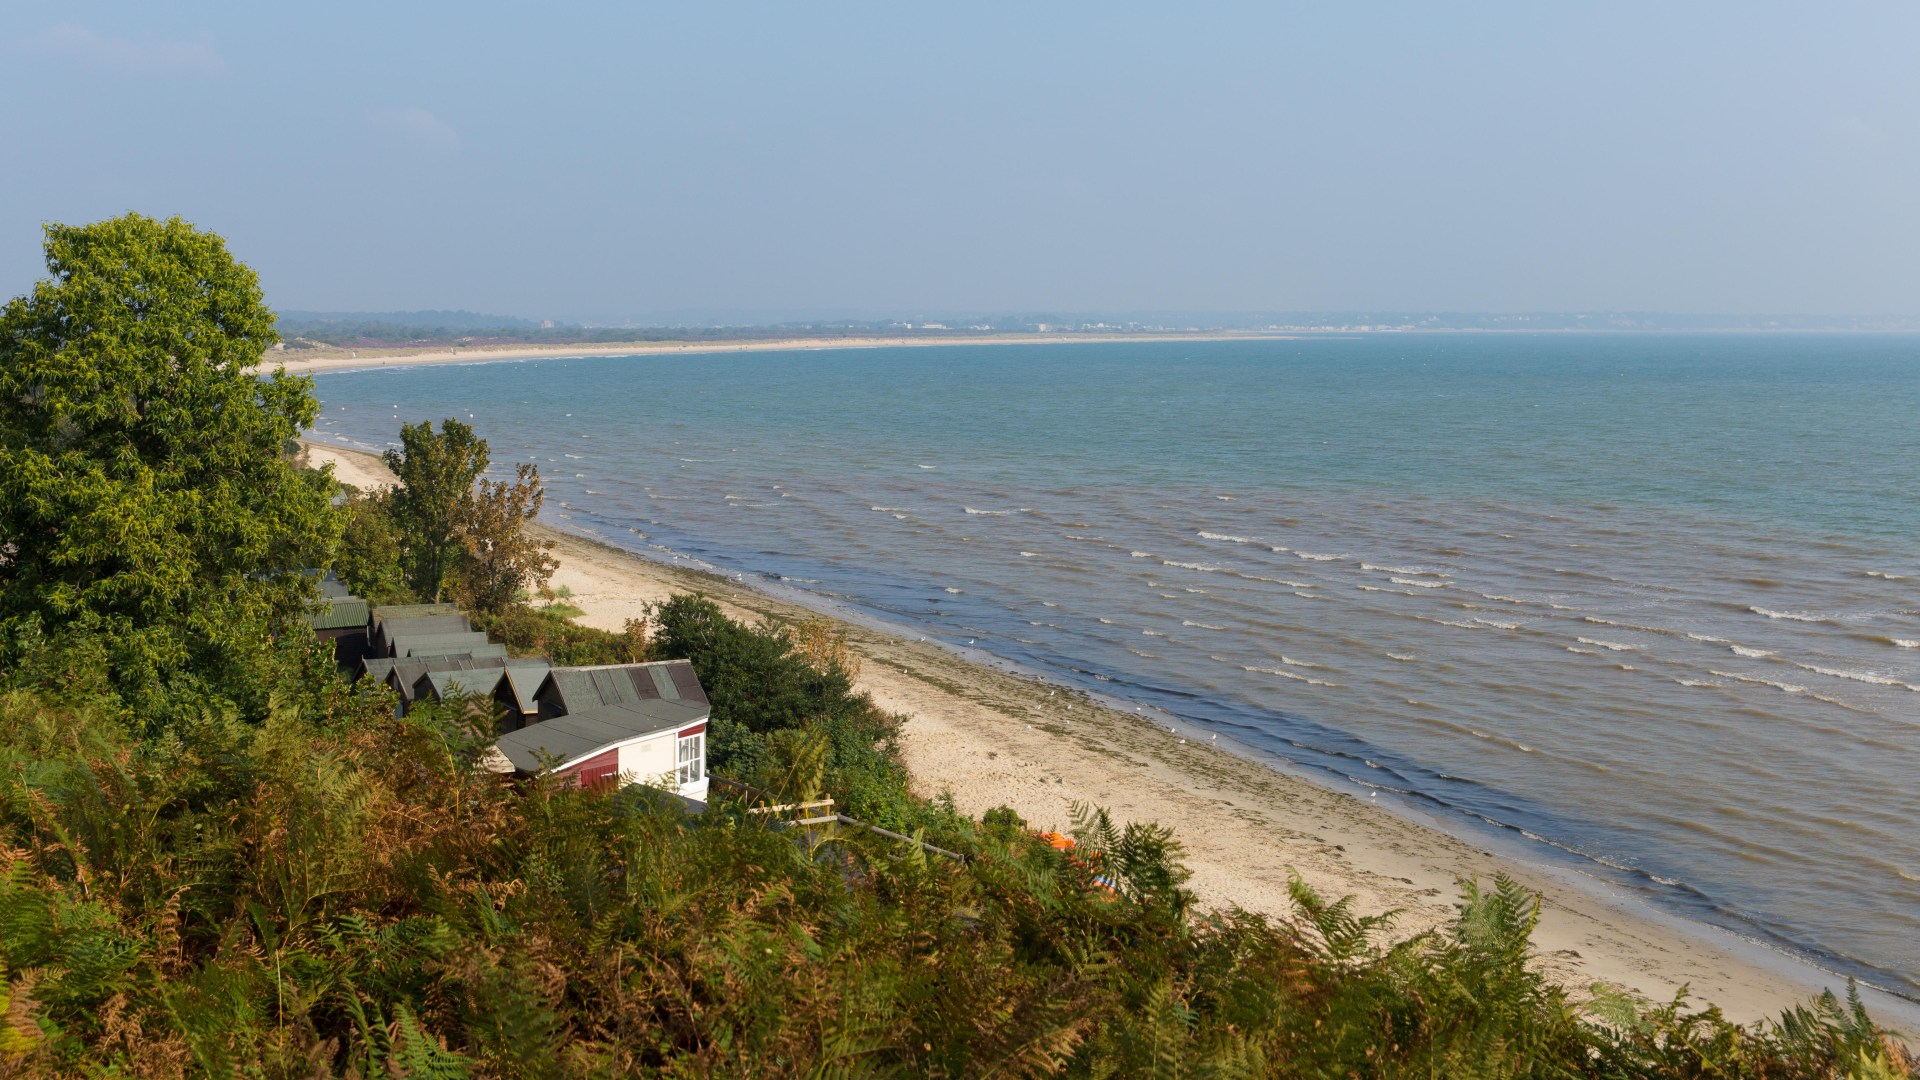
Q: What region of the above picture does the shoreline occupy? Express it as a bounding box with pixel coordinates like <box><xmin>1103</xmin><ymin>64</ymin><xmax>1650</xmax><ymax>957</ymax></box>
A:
<box><xmin>303</xmin><ymin>438</ymin><xmax>1919</xmax><ymax>1032</ymax></box>
<box><xmin>255</xmin><ymin>332</ymin><xmax>1281</xmax><ymax>377</ymax></box>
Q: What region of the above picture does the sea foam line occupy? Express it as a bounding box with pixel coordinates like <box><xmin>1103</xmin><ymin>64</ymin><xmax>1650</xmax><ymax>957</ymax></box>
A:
<box><xmin>1242</xmin><ymin>665</ymin><xmax>1341</xmax><ymax>688</ymax></box>
<box><xmin>1797</xmin><ymin>664</ymin><xmax>1917</xmax><ymax>691</ymax></box>
<box><xmin>1576</xmin><ymin>637</ymin><xmax>1638</xmax><ymax>652</ymax></box>
<box><xmin>1751</xmin><ymin>606</ymin><xmax>1831</xmax><ymax>624</ymax></box>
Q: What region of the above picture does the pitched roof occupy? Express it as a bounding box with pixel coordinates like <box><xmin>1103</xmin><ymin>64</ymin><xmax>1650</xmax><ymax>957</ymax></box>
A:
<box><xmin>389</xmin><ymin>655</ymin><xmax>513</xmax><ymax>701</ymax></box>
<box><xmin>535</xmin><ymin>660</ymin><xmax>709</xmax><ymax>715</ymax></box>
<box><xmin>373</xmin><ymin>614</ymin><xmax>472</xmax><ymax>655</ymax></box>
<box><xmin>405</xmin><ymin>642</ymin><xmax>509</xmax><ymax>662</ymax></box>
<box><xmin>487</xmin><ymin>698</ymin><xmax>708</xmax><ymax>774</ymax></box>
<box><xmin>390</xmin><ymin>630</ymin><xmax>492</xmax><ymax>658</ymax></box>
<box><xmin>500</xmin><ymin>664</ymin><xmax>552</xmax><ymax>714</ymax></box>
<box><xmin>302</xmin><ymin>572</ymin><xmax>369</xmax><ymax>631</ymax></box>
<box><xmin>418</xmin><ymin>668</ymin><xmax>507</xmax><ymax>701</ymax></box>
<box><xmin>307</xmin><ymin>595</ymin><xmax>370</xmax><ymax>631</ymax></box>
<box><xmin>418</xmin><ymin>661</ymin><xmax>551</xmax><ymax>705</ymax></box>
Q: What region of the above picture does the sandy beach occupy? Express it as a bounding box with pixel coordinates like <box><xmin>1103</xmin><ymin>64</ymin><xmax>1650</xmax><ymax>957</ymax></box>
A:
<box><xmin>306</xmin><ymin>438</ymin><xmax>1917</xmax><ymax>1031</ymax></box>
<box><xmin>254</xmin><ymin>332</ymin><xmax>1275</xmax><ymax>377</ymax></box>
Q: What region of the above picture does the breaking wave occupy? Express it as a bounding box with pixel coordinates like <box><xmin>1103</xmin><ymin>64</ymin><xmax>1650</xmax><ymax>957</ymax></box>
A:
<box><xmin>1751</xmin><ymin>606</ymin><xmax>1830</xmax><ymax>624</ymax></box>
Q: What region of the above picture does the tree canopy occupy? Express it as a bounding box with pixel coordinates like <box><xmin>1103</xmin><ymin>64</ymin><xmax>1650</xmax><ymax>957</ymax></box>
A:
<box><xmin>384</xmin><ymin>418</ymin><xmax>488</xmax><ymax>602</ymax></box>
<box><xmin>456</xmin><ymin>461</ymin><xmax>556</xmax><ymax>614</ymax></box>
<box><xmin>0</xmin><ymin>213</ymin><xmax>336</xmax><ymax>718</ymax></box>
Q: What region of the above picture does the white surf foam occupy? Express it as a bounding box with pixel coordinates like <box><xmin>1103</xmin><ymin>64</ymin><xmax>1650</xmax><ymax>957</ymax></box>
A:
<box><xmin>1710</xmin><ymin>669</ymin><xmax>1808</xmax><ymax>694</ymax></box>
<box><xmin>1800</xmin><ymin>664</ymin><xmax>1915</xmax><ymax>690</ymax></box>
<box><xmin>1751</xmin><ymin>606</ymin><xmax>1830</xmax><ymax>624</ymax></box>
<box><xmin>1577</xmin><ymin>637</ymin><xmax>1638</xmax><ymax>652</ymax></box>
<box><xmin>1363</xmin><ymin>563</ymin><xmax>1450</xmax><ymax>577</ymax></box>
<box><xmin>1242</xmin><ymin>665</ymin><xmax>1341</xmax><ymax>688</ymax></box>
<box><xmin>1730</xmin><ymin>645</ymin><xmax>1775</xmax><ymax>659</ymax></box>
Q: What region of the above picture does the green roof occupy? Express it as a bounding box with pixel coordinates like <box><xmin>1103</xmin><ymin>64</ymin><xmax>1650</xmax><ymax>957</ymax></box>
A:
<box><xmin>391</xmin><ymin>631</ymin><xmax>492</xmax><ymax>658</ymax></box>
<box><xmin>490</xmin><ymin>698</ymin><xmax>707</xmax><ymax>774</ymax></box>
<box><xmin>417</xmin><ymin>661</ymin><xmax>551</xmax><ymax>706</ymax></box>
<box><xmin>407</xmin><ymin>643</ymin><xmax>509</xmax><ymax>662</ymax></box>
<box><xmin>307</xmin><ymin>595</ymin><xmax>369</xmax><ymax>631</ymax></box>
<box><xmin>535</xmin><ymin>660</ymin><xmax>707</xmax><ymax>715</ymax></box>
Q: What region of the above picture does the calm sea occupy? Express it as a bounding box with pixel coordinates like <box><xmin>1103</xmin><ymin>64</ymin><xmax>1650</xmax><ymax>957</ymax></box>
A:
<box><xmin>310</xmin><ymin>335</ymin><xmax>1920</xmax><ymax>995</ymax></box>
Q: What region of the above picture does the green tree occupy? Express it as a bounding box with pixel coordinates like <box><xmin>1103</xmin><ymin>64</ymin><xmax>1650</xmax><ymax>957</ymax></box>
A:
<box><xmin>384</xmin><ymin>419</ymin><xmax>488</xmax><ymax>601</ymax></box>
<box><xmin>0</xmin><ymin>214</ymin><xmax>337</xmax><ymax>716</ymax></box>
<box><xmin>332</xmin><ymin>486</ymin><xmax>413</xmax><ymax>605</ymax></box>
<box><xmin>454</xmin><ymin>462</ymin><xmax>556</xmax><ymax>615</ymax></box>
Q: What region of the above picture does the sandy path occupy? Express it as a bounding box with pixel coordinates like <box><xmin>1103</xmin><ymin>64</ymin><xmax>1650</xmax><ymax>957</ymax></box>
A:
<box><xmin>303</xmin><ymin>439</ymin><xmax>1915</xmax><ymax>1030</ymax></box>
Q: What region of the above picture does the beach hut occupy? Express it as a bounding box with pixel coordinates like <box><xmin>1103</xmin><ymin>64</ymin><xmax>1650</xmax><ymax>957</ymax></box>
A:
<box><xmin>304</xmin><ymin>573</ymin><xmax>371</xmax><ymax>664</ymax></box>
<box><xmin>495</xmin><ymin>664</ymin><xmax>555</xmax><ymax>731</ymax></box>
<box><xmin>368</xmin><ymin>606</ymin><xmax>467</xmax><ymax>656</ymax></box>
<box><xmin>412</xmin><ymin>660</ymin><xmax>553</xmax><ymax>731</ymax></box>
<box><xmin>480</xmin><ymin>696</ymin><xmax>709</xmax><ymax>800</ymax></box>
<box><xmin>387</xmin><ymin>655</ymin><xmax>515</xmax><ymax>714</ymax></box>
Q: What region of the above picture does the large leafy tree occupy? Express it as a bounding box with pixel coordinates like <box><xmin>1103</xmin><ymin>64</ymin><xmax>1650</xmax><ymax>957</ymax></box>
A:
<box><xmin>384</xmin><ymin>418</ymin><xmax>488</xmax><ymax>601</ymax></box>
<box><xmin>456</xmin><ymin>462</ymin><xmax>556</xmax><ymax>614</ymax></box>
<box><xmin>0</xmin><ymin>214</ymin><xmax>337</xmax><ymax>715</ymax></box>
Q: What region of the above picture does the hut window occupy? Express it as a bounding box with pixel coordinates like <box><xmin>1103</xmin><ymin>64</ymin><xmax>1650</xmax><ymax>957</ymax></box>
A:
<box><xmin>676</xmin><ymin>733</ymin><xmax>705</xmax><ymax>785</ymax></box>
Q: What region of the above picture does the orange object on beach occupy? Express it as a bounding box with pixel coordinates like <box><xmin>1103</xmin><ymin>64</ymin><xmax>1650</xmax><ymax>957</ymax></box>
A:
<box><xmin>1038</xmin><ymin>831</ymin><xmax>1076</xmax><ymax>850</ymax></box>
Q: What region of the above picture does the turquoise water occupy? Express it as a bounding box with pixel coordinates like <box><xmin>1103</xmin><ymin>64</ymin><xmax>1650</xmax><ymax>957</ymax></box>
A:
<box><xmin>311</xmin><ymin>334</ymin><xmax>1920</xmax><ymax>994</ymax></box>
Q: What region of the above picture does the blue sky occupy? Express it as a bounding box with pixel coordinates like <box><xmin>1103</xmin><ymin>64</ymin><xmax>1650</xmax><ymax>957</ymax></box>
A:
<box><xmin>5</xmin><ymin>3</ymin><xmax>1918</xmax><ymax>322</ymax></box>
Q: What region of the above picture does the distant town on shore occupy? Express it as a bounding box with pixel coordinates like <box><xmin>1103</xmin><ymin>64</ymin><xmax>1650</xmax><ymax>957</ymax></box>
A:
<box><xmin>274</xmin><ymin>307</ymin><xmax>1920</xmax><ymax>351</ymax></box>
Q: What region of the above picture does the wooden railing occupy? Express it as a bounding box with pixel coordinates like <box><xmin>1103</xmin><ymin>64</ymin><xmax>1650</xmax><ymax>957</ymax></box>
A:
<box><xmin>708</xmin><ymin>775</ymin><xmax>965</xmax><ymax>863</ymax></box>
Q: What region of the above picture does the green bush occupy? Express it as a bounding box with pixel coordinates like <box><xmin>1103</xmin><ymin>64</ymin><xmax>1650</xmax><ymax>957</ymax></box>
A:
<box><xmin>650</xmin><ymin>594</ymin><xmax>929</xmax><ymax>830</ymax></box>
<box><xmin>470</xmin><ymin>604</ymin><xmax>647</xmax><ymax>667</ymax></box>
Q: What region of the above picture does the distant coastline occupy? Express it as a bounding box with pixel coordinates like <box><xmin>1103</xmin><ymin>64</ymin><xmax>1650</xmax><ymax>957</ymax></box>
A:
<box><xmin>255</xmin><ymin>323</ymin><xmax>1920</xmax><ymax>379</ymax></box>
<box><xmin>256</xmin><ymin>331</ymin><xmax>1283</xmax><ymax>376</ymax></box>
